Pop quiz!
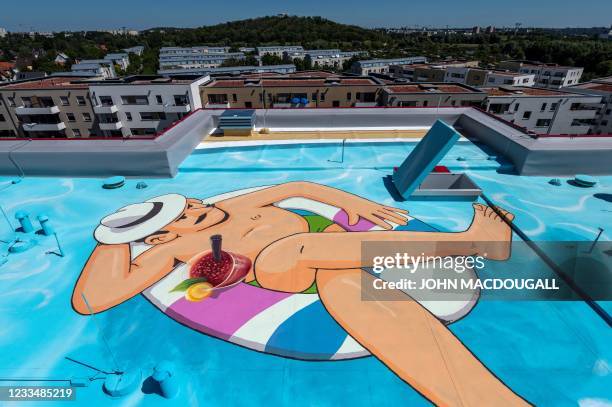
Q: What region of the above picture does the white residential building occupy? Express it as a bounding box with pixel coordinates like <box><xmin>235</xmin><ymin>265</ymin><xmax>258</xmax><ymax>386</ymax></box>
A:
<box><xmin>104</xmin><ymin>53</ymin><xmax>130</xmax><ymax>70</ymax></box>
<box><xmin>483</xmin><ymin>86</ymin><xmax>602</xmax><ymax>135</ymax></box>
<box><xmin>159</xmin><ymin>50</ymin><xmax>245</xmax><ymax>71</ymax></box>
<box><xmin>0</xmin><ymin>28</ymin><xmax>7</xmax><ymax>38</ymax></box>
<box><xmin>352</xmin><ymin>57</ymin><xmax>427</xmax><ymax>75</ymax></box>
<box><xmin>159</xmin><ymin>46</ymin><xmax>231</xmax><ymax>57</ymax></box>
<box><xmin>71</xmin><ymin>60</ymin><xmax>116</xmax><ymax>78</ymax></box>
<box><xmin>54</xmin><ymin>53</ymin><xmax>69</xmax><ymax>65</ymax></box>
<box><xmin>568</xmin><ymin>77</ymin><xmax>612</xmax><ymax>135</ymax></box>
<box><xmin>257</xmin><ymin>46</ymin><xmax>304</xmax><ymax>58</ymax></box>
<box><xmin>88</xmin><ymin>75</ymin><xmax>209</xmax><ymax>137</ymax></box>
<box><xmin>123</xmin><ymin>46</ymin><xmax>145</xmax><ymax>56</ymax></box>
<box><xmin>498</xmin><ymin>61</ymin><xmax>583</xmax><ymax>89</ymax></box>
<box><xmin>483</xmin><ymin>71</ymin><xmax>535</xmax><ymax>87</ymax></box>
<box><xmin>158</xmin><ymin>64</ymin><xmax>296</xmax><ymax>77</ymax></box>
<box><xmin>303</xmin><ymin>50</ymin><xmax>364</xmax><ymax>69</ymax></box>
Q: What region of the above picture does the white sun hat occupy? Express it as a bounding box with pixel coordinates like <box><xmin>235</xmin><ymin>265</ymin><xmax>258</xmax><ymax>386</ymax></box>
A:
<box><xmin>94</xmin><ymin>194</ymin><xmax>187</xmax><ymax>245</ymax></box>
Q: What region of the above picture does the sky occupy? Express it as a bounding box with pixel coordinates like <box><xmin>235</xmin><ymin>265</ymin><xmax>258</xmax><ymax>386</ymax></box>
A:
<box><xmin>1</xmin><ymin>0</ymin><xmax>611</xmax><ymax>32</ymax></box>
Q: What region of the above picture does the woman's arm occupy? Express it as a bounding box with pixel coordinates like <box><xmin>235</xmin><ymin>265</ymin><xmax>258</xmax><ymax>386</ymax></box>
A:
<box><xmin>72</xmin><ymin>242</ymin><xmax>182</xmax><ymax>314</ymax></box>
<box><xmin>225</xmin><ymin>181</ymin><xmax>408</xmax><ymax>229</ymax></box>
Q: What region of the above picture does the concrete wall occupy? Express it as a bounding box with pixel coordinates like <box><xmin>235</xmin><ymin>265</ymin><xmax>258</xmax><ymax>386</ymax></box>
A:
<box><xmin>0</xmin><ymin>109</ymin><xmax>214</xmax><ymax>177</ymax></box>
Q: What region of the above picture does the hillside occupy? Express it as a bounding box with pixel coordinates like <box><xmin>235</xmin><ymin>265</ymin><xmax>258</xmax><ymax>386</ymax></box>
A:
<box><xmin>145</xmin><ymin>16</ymin><xmax>391</xmax><ymax>50</ymax></box>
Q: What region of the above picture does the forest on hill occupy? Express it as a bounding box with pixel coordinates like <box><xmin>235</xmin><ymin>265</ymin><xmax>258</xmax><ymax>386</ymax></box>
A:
<box><xmin>1</xmin><ymin>15</ymin><xmax>611</xmax><ymax>79</ymax></box>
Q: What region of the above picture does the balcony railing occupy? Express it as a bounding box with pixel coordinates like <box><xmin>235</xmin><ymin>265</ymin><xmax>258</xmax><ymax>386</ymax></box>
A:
<box><xmin>94</xmin><ymin>105</ymin><xmax>118</xmax><ymax>114</ymax></box>
<box><xmin>99</xmin><ymin>121</ymin><xmax>123</xmax><ymax>130</ymax></box>
<box><xmin>22</xmin><ymin>122</ymin><xmax>67</xmax><ymax>132</ymax></box>
<box><xmin>163</xmin><ymin>104</ymin><xmax>191</xmax><ymax>113</ymax></box>
<box><xmin>15</xmin><ymin>105</ymin><xmax>60</xmax><ymax>115</ymax></box>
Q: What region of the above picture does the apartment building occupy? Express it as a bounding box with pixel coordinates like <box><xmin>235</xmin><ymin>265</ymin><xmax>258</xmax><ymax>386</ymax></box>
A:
<box><xmin>71</xmin><ymin>60</ymin><xmax>117</xmax><ymax>78</ymax></box>
<box><xmin>158</xmin><ymin>52</ymin><xmax>245</xmax><ymax>71</ymax></box>
<box><xmin>88</xmin><ymin>75</ymin><xmax>208</xmax><ymax>137</ymax></box>
<box><xmin>0</xmin><ymin>76</ymin><xmax>98</xmax><ymax>138</ymax></box>
<box><xmin>159</xmin><ymin>46</ymin><xmax>231</xmax><ymax>57</ymax></box>
<box><xmin>104</xmin><ymin>53</ymin><xmax>130</xmax><ymax>70</ymax></box>
<box><xmin>498</xmin><ymin>60</ymin><xmax>583</xmax><ymax>89</ymax></box>
<box><xmin>281</xmin><ymin>49</ymin><xmax>365</xmax><ymax>68</ymax></box>
<box><xmin>257</xmin><ymin>46</ymin><xmax>304</xmax><ymax>58</ymax></box>
<box><xmin>568</xmin><ymin>77</ymin><xmax>612</xmax><ymax>134</ymax></box>
<box><xmin>380</xmin><ymin>83</ymin><xmax>486</xmax><ymax>107</ymax></box>
<box><xmin>390</xmin><ymin>61</ymin><xmax>479</xmax><ymax>82</ymax></box>
<box><xmin>158</xmin><ymin>64</ymin><xmax>296</xmax><ymax>77</ymax></box>
<box><xmin>352</xmin><ymin>57</ymin><xmax>427</xmax><ymax>75</ymax></box>
<box><xmin>483</xmin><ymin>86</ymin><xmax>602</xmax><ymax>135</ymax></box>
<box><xmin>390</xmin><ymin>61</ymin><xmax>535</xmax><ymax>87</ymax></box>
<box><xmin>200</xmin><ymin>74</ymin><xmax>383</xmax><ymax>109</ymax></box>
<box><xmin>123</xmin><ymin>46</ymin><xmax>145</xmax><ymax>56</ymax></box>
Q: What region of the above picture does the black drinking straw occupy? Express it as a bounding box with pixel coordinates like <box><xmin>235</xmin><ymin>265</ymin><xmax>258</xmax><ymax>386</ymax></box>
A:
<box><xmin>210</xmin><ymin>235</ymin><xmax>222</xmax><ymax>262</ymax></box>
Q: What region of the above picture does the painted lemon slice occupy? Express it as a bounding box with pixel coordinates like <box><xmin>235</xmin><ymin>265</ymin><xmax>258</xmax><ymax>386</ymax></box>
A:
<box><xmin>185</xmin><ymin>282</ymin><xmax>214</xmax><ymax>302</ymax></box>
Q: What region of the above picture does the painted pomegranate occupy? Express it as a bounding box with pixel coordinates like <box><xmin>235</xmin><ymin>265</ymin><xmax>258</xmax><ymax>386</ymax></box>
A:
<box><xmin>189</xmin><ymin>235</ymin><xmax>251</xmax><ymax>288</ymax></box>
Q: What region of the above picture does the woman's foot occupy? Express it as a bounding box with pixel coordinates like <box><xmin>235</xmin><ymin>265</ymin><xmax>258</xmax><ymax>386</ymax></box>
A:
<box><xmin>465</xmin><ymin>203</ymin><xmax>514</xmax><ymax>261</ymax></box>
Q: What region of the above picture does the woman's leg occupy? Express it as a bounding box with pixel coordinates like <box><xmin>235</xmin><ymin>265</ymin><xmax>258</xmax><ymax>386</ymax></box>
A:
<box><xmin>315</xmin><ymin>268</ymin><xmax>529</xmax><ymax>406</ymax></box>
<box><xmin>254</xmin><ymin>204</ymin><xmax>513</xmax><ymax>292</ymax></box>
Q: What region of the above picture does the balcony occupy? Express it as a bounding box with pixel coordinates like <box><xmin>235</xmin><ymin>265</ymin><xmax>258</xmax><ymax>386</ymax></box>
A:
<box><xmin>22</xmin><ymin>122</ymin><xmax>66</xmax><ymax>132</ymax></box>
<box><xmin>99</xmin><ymin>121</ymin><xmax>123</xmax><ymax>130</ymax></box>
<box><xmin>15</xmin><ymin>105</ymin><xmax>60</xmax><ymax>115</ymax></box>
<box><xmin>94</xmin><ymin>105</ymin><xmax>118</xmax><ymax>114</ymax></box>
<box><xmin>163</xmin><ymin>104</ymin><xmax>191</xmax><ymax>113</ymax></box>
<box><xmin>205</xmin><ymin>102</ymin><xmax>230</xmax><ymax>108</ymax></box>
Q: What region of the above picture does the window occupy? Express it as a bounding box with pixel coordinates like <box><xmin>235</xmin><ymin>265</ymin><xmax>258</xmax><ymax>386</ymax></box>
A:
<box><xmin>570</xmin><ymin>103</ymin><xmax>581</xmax><ymax>111</ymax></box>
<box><xmin>60</xmin><ymin>96</ymin><xmax>70</xmax><ymax>106</ymax></box>
<box><xmin>244</xmin><ymin>101</ymin><xmax>252</xmax><ymax>108</ymax></box>
<box><xmin>76</xmin><ymin>96</ymin><xmax>86</xmax><ymax>106</ymax></box>
<box><xmin>72</xmin><ymin>129</ymin><xmax>81</xmax><ymax>137</ymax></box>
<box><xmin>139</xmin><ymin>112</ymin><xmax>166</xmax><ymax>121</ymax></box>
<box><xmin>540</xmin><ymin>103</ymin><xmax>547</xmax><ymax>111</ymax></box>
<box><xmin>320</xmin><ymin>92</ymin><xmax>325</xmax><ymax>101</ymax></box>
<box><xmin>173</xmin><ymin>95</ymin><xmax>188</xmax><ymax>106</ymax></box>
<box><xmin>125</xmin><ymin>112</ymin><xmax>132</xmax><ymax>121</ymax></box>
<box><xmin>8</xmin><ymin>97</ymin><xmax>15</xmax><ymax>107</ymax></box>
<box><xmin>550</xmin><ymin>103</ymin><xmax>558</xmax><ymax>111</ymax></box>
<box><xmin>66</xmin><ymin>113</ymin><xmax>76</xmax><ymax>122</ymax></box>
<box><xmin>332</xmin><ymin>101</ymin><xmax>340</xmax><ymax>107</ymax></box>
<box><xmin>602</xmin><ymin>120</ymin><xmax>609</xmax><ymax>126</ymax></box>
<box><xmin>606</xmin><ymin>109</ymin><xmax>611</xmax><ymax>115</ymax></box>
<box><xmin>535</xmin><ymin>119</ymin><xmax>551</xmax><ymax>127</ymax></box>
<box><xmin>522</xmin><ymin>111</ymin><xmax>532</xmax><ymax>120</ymax></box>
<box><xmin>83</xmin><ymin>113</ymin><xmax>91</xmax><ymax>122</ymax></box>
<box><xmin>423</xmin><ymin>100</ymin><xmax>429</xmax><ymax>107</ymax></box>
<box><xmin>232</xmin><ymin>94</ymin><xmax>237</xmax><ymax>103</ymax></box>
<box><xmin>99</xmin><ymin>96</ymin><xmax>113</xmax><ymax>106</ymax></box>
<box><xmin>514</xmin><ymin>103</ymin><xmax>520</xmax><ymax>112</ymax></box>
<box><xmin>346</xmin><ymin>92</ymin><xmax>352</xmax><ymax>101</ymax></box>
<box><xmin>155</xmin><ymin>95</ymin><xmax>163</xmax><ymax>104</ymax></box>
<box><xmin>22</xmin><ymin>97</ymin><xmax>32</xmax><ymax>107</ymax></box>
<box><xmin>0</xmin><ymin>114</ymin><xmax>4</xmax><ymax>122</ymax></box>
<box><xmin>121</xmin><ymin>95</ymin><xmax>149</xmax><ymax>105</ymax></box>
<box><xmin>311</xmin><ymin>93</ymin><xmax>317</xmax><ymax>101</ymax></box>
<box><xmin>207</xmin><ymin>94</ymin><xmax>228</xmax><ymax>104</ymax></box>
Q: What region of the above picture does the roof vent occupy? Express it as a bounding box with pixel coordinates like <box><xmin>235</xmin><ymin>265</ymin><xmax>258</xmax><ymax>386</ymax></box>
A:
<box><xmin>151</xmin><ymin>77</ymin><xmax>172</xmax><ymax>83</ymax></box>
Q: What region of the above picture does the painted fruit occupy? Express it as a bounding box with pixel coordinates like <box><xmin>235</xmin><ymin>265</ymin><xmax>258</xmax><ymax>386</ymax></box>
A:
<box><xmin>189</xmin><ymin>235</ymin><xmax>251</xmax><ymax>288</ymax></box>
<box><xmin>185</xmin><ymin>282</ymin><xmax>214</xmax><ymax>302</ymax></box>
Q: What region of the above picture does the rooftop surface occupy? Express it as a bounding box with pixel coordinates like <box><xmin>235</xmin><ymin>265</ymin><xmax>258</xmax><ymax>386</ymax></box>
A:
<box><xmin>205</xmin><ymin>77</ymin><xmax>379</xmax><ymax>88</ymax></box>
<box><xmin>483</xmin><ymin>86</ymin><xmax>579</xmax><ymax>96</ymax></box>
<box><xmin>0</xmin><ymin>76</ymin><xmax>90</xmax><ymax>89</ymax></box>
<box><xmin>385</xmin><ymin>83</ymin><xmax>482</xmax><ymax>93</ymax></box>
<box><xmin>0</xmin><ymin>138</ymin><xmax>610</xmax><ymax>406</ymax></box>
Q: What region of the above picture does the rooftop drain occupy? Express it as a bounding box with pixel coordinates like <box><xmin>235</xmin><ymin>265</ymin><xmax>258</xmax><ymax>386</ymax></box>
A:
<box><xmin>102</xmin><ymin>176</ymin><xmax>126</xmax><ymax>189</ymax></box>
<box><xmin>573</xmin><ymin>174</ymin><xmax>598</xmax><ymax>187</ymax></box>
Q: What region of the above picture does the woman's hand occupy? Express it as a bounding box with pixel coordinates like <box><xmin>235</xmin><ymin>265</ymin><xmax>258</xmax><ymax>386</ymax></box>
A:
<box><xmin>343</xmin><ymin>199</ymin><xmax>409</xmax><ymax>230</ymax></box>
